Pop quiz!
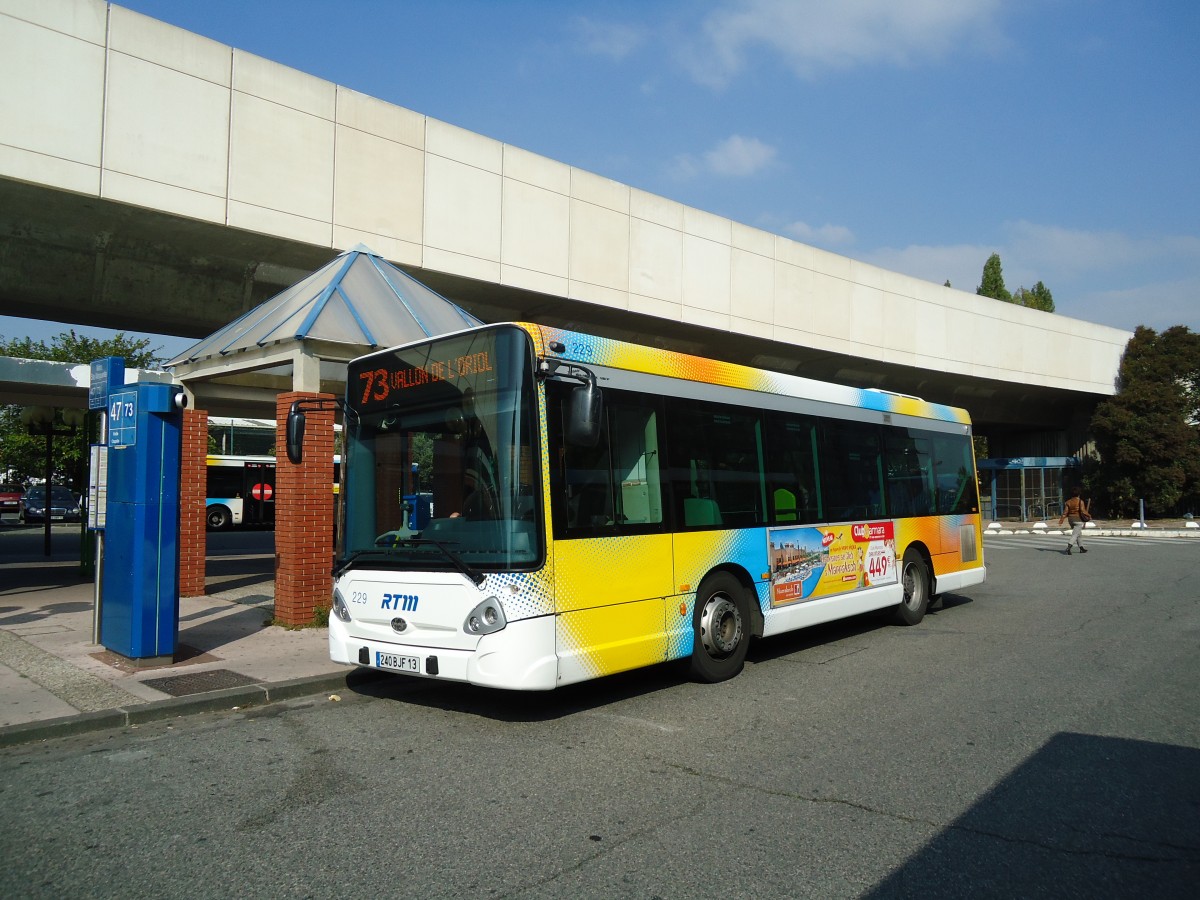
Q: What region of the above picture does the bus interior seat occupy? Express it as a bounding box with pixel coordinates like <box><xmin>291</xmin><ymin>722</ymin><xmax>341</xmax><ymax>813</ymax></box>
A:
<box><xmin>569</xmin><ymin>486</ymin><xmax>612</xmax><ymax>528</ymax></box>
<box><xmin>773</xmin><ymin>488</ymin><xmax>797</xmax><ymax>522</ymax></box>
<box><xmin>684</xmin><ymin>496</ymin><xmax>722</xmax><ymax>527</ymax></box>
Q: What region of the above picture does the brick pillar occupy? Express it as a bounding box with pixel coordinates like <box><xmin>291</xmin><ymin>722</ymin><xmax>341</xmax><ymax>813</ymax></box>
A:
<box><xmin>274</xmin><ymin>392</ymin><xmax>335</xmax><ymax>626</ymax></box>
<box><xmin>179</xmin><ymin>408</ymin><xmax>208</xmax><ymax>597</ymax></box>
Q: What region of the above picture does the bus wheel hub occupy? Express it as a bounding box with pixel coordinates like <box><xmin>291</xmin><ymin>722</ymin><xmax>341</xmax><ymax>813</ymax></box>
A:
<box><xmin>700</xmin><ymin>595</ymin><xmax>742</xmax><ymax>657</ymax></box>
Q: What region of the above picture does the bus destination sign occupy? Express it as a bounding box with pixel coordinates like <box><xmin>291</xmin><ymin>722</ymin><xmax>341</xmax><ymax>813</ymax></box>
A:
<box><xmin>356</xmin><ymin>350</ymin><xmax>494</xmax><ymax>409</ymax></box>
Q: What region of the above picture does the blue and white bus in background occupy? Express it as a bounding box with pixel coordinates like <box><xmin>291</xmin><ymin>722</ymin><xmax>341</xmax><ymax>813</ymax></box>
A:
<box><xmin>204</xmin><ymin>453</ymin><xmax>342</xmax><ymax>530</ymax></box>
<box><xmin>205</xmin><ymin>454</ymin><xmax>277</xmax><ymax>530</ymax></box>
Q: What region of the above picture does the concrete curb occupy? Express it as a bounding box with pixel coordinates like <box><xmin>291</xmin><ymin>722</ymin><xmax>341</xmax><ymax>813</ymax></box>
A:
<box><xmin>0</xmin><ymin>669</ymin><xmax>389</xmax><ymax>749</ymax></box>
<box><xmin>985</xmin><ymin>527</ymin><xmax>1200</xmax><ymax>538</ymax></box>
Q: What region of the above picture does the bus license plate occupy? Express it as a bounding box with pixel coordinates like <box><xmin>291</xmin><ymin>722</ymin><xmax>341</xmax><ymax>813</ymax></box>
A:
<box><xmin>376</xmin><ymin>652</ymin><xmax>420</xmax><ymax>673</ymax></box>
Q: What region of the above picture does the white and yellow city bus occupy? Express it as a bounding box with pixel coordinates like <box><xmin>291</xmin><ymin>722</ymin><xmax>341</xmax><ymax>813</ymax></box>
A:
<box><xmin>288</xmin><ymin>322</ymin><xmax>986</xmax><ymax>689</ymax></box>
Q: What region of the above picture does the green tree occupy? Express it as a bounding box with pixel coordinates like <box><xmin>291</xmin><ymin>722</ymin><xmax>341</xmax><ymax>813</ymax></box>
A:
<box><xmin>976</xmin><ymin>254</ymin><xmax>1056</xmax><ymax>313</ymax></box>
<box><xmin>1</xmin><ymin>330</ymin><xmax>161</xmax><ymax>368</ymax></box>
<box><xmin>1012</xmin><ymin>281</ymin><xmax>1055</xmax><ymax>312</ymax></box>
<box><xmin>1089</xmin><ymin>325</ymin><xmax>1200</xmax><ymax>517</ymax></box>
<box><xmin>0</xmin><ymin>330</ymin><xmax>165</xmax><ymax>487</ymax></box>
<box><xmin>1030</xmin><ymin>281</ymin><xmax>1054</xmax><ymax>312</ymax></box>
<box><xmin>975</xmin><ymin>253</ymin><xmax>1012</xmax><ymax>302</ymax></box>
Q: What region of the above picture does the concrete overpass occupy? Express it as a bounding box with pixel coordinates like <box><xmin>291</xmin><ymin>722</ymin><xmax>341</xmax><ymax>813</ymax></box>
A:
<box><xmin>1</xmin><ymin>0</ymin><xmax>1132</xmax><ymax>455</ymax></box>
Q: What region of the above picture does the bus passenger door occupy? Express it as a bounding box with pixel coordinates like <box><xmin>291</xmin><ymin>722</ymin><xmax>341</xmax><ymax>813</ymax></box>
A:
<box><xmin>243</xmin><ymin>461</ymin><xmax>275</xmax><ymax>526</ymax></box>
<box><xmin>547</xmin><ymin>384</ymin><xmax>673</xmax><ymax>685</ymax></box>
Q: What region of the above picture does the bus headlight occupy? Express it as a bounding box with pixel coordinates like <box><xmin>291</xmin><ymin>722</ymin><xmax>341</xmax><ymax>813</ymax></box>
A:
<box><xmin>464</xmin><ymin>596</ymin><xmax>506</xmax><ymax>636</ymax></box>
<box><xmin>331</xmin><ymin>588</ymin><xmax>352</xmax><ymax>623</ymax></box>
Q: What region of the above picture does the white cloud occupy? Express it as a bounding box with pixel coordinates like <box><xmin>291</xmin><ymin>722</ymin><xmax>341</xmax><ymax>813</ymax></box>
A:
<box><xmin>785</xmin><ymin>220</ymin><xmax>856</xmax><ymax>247</ymax></box>
<box><xmin>1073</xmin><ymin>278</ymin><xmax>1200</xmax><ymax>334</ymax></box>
<box><xmin>572</xmin><ymin>17</ymin><xmax>646</xmax><ymax>60</ymax></box>
<box><xmin>671</xmin><ymin>134</ymin><xmax>777</xmax><ymax>180</ymax></box>
<box><xmin>1002</xmin><ymin>220</ymin><xmax>1200</xmax><ymax>276</ymax></box>
<box><xmin>862</xmin><ymin>222</ymin><xmax>1200</xmax><ymax>332</ymax></box>
<box><xmin>704</xmin><ymin>134</ymin><xmax>777</xmax><ymax>176</ymax></box>
<box><xmin>863</xmin><ymin>241</ymin><xmax>991</xmax><ymax>292</ymax></box>
<box><xmin>681</xmin><ymin>0</ymin><xmax>1006</xmax><ymax>87</ymax></box>
<box><xmin>668</xmin><ymin>153</ymin><xmax>702</xmax><ymax>180</ymax></box>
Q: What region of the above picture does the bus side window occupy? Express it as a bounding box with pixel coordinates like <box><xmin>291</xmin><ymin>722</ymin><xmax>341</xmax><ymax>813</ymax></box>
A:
<box><xmin>931</xmin><ymin>433</ymin><xmax>978</xmax><ymax>514</ymax></box>
<box><xmin>666</xmin><ymin>399</ymin><xmax>766</xmax><ymax>529</ymax></box>
<box><xmin>548</xmin><ymin>383</ymin><xmax>664</xmax><ymax>536</ymax></box>
<box><xmin>817</xmin><ymin>420</ymin><xmax>885</xmax><ymax>521</ymax></box>
<box><xmin>884</xmin><ymin>430</ymin><xmax>935</xmax><ymax>517</ymax></box>
<box><xmin>765</xmin><ymin>412</ymin><xmax>820</xmax><ymax>524</ymax></box>
<box><xmin>609</xmin><ymin>403</ymin><xmax>663</xmax><ymax>526</ymax></box>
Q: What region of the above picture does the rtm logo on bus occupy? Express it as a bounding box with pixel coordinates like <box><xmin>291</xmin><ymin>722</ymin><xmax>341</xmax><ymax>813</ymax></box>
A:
<box><xmin>381</xmin><ymin>592</ymin><xmax>419</xmax><ymax>612</ymax></box>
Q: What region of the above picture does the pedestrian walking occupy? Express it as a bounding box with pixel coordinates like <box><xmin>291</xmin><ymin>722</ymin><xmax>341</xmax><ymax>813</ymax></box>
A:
<box><xmin>1058</xmin><ymin>485</ymin><xmax>1090</xmax><ymax>554</ymax></box>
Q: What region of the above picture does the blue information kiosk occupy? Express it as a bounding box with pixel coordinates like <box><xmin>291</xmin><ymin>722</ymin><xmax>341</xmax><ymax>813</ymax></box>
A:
<box><xmin>92</xmin><ymin>357</ymin><xmax>186</xmax><ymax>664</ymax></box>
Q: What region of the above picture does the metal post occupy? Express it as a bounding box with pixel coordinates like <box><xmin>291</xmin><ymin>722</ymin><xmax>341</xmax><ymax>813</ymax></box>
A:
<box><xmin>78</xmin><ymin>415</ymin><xmax>93</xmax><ymax>577</ymax></box>
<box><xmin>42</xmin><ymin>432</ymin><xmax>53</xmax><ymax>558</ymax></box>
<box><xmin>92</xmin><ymin>411</ymin><xmax>107</xmax><ymax>645</ymax></box>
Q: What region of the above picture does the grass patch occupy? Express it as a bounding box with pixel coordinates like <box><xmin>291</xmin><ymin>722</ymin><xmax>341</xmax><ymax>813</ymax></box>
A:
<box><xmin>263</xmin><ymin>605</ymin><xmax>331</xmax><ymax>629</ymax></box>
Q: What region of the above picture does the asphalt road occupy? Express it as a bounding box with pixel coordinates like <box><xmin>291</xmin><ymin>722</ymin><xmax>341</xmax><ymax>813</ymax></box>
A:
<box><xmin>2</xmin><ymin>533</ymin><xmax>1198</xmax><ymax>898</ymax></box>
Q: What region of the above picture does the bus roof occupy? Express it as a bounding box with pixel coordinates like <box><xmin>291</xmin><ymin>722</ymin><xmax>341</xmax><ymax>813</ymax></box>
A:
<box><xmin>517</xmin><ymin>322</ymin><xmax>972</xmax><ymax>426</ymax></box>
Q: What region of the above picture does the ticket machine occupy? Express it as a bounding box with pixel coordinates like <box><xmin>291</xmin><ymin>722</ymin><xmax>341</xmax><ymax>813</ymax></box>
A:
<box><xmin>98</xmin><ymin>379</ymin><xmax>185</xmax><ymax>663</ymax></box>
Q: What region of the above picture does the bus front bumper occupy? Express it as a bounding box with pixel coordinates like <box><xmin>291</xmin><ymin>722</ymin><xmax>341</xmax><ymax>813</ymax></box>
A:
<box><xmin>329</xmin><ymin>614</ymin><xmax>558</xmax><ymax>691</ymax></box>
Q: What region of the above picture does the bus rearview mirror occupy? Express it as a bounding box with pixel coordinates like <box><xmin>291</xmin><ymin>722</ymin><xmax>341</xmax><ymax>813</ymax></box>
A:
<box><xmin>285</xmin><ymin>406</ymin><xmax>306</xmax><ymax>464</ymax></box>
<box><xmin>567</xmin><ymin>382</ymin><xmax>603</xmax><ymax>447</ymax></box>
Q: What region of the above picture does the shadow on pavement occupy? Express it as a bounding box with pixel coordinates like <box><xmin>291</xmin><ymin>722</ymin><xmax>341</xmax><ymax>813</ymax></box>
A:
<box><xmin>340</xmin><ymin>593</ymin><xmax>984</xmax><ymax>723</ymax></box>
<box><xmin>342</xmin><ymin>659</ymin><xmax>690</xmax><ymax>722</ymax></box>
<box><xmin>171</xmin><ymin>605</ymin><xmax>275</xmax><ymax>654</ymax></box>
<box><xmin>865</xmin><ymin>732</ymin><xmax>1200</xmax><ymax>898</ymax></box>
<box><xmin>0</xmin><ymin>599</ymin><xmax>93</xmax><ymax>626</ymax></box>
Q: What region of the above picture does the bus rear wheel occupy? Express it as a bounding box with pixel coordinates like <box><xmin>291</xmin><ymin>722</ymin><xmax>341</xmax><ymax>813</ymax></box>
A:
<box><xmin>892</xmin><ymin>549</ymin><xmax>930</xmax><ymax>626</ymax></box>
<box><xmin>206</xmin><ymin>505</ymin><xmax>232</xmax><ymax>530</ymax></box>
<box><xmin>689</xmin><ymin>572</ymin><xmax>751</xmax><ymax>683</ymax></box>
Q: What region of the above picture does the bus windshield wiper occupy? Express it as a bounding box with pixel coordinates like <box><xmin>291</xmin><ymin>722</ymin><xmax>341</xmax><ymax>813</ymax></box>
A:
<box><xmin>332</xmin><ymin>548</ymin><xmax>397</xmax><ymax>579</ymax></box>
<box><xmin>337</xmin><ymin>539</ymin><xmax>485</xmax><ymax>586</ymax></box>
<box><xmin>405</xmin><ymin>538</ymin><xmax>486</xmax><ymax>586</ymax></box>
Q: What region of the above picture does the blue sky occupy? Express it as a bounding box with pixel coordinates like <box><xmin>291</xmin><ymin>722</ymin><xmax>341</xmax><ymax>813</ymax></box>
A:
<box><xmin>4</xmin><ymin>0</ymin><xmax>1197</xmax><ymax>359</ymax></box>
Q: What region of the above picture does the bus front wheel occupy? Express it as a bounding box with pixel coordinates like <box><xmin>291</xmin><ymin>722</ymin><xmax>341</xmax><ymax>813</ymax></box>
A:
<box><xmin>689</xmin><ymin>572</ymin><xmax>751</xmax><ymax>683</ymax></box>
<box><xmin>206</xmin><ymin>505</ymin><xmax>232</xmax><ymax>530</ymax></box>
<box><xmin>892</xmin><ymin>549</ymin><xmax>930</xmax><ymax>626</ymax></box>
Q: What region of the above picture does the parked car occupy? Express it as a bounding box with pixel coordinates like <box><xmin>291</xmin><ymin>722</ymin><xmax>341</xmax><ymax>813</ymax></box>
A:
<box><xmin>18</xmin><ymin>485</ymin><xmax>82</xmax><ymax>524</ymax></box>
<box><xmin>0</xmin><ymin>482</ymin><xmax>23</xmax><ymax>516</ymax></box>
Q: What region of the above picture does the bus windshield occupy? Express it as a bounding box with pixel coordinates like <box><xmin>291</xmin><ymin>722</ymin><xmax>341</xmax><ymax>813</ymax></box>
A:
<box><xmin>340</xmin><ymin>325</ymin><xmax>542</xmax><ymax>573</ymax></box>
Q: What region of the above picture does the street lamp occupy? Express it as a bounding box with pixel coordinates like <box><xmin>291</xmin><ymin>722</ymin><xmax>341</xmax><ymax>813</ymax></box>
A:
<box><xmin>20</xmin><ymin>405</ymin><xmax>84</xmax><ymax>558</ymax></box>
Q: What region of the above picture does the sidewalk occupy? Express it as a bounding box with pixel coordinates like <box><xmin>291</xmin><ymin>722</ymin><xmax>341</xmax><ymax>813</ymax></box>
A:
<box><xmin>0</xmin><ymin>541</ymin><xmax>368</xmax><ymax>748</ymax></box>
<box><xmin>985</xmin><ymin>519</ymin><xmax>1200</xmax><ymax>537</ymax></box>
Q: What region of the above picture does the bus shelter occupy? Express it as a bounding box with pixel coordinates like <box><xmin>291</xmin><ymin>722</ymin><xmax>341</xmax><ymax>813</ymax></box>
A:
<box><xmin>167</xmin><ymin>244</ymin><xmax>481</xmax><ymax>626</ymax></box>
<box><xmin>978</xmin><ymin>456</ymin><xmax>1081</xmax><ymax>522</ymax></box>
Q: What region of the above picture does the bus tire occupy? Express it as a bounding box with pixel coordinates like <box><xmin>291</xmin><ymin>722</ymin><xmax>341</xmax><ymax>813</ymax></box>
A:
<box><xmin>689</xmin><ymin>572</ymin><xmax>751</xmax><ymax>683</ymax></box>
<box><xmin>892</xmin><ymin>549</ymin><xmax>930</xmax><ymax>626</ymax></box>
<box><xmin>206</xmin><ymin>505</ymin><xmax>232</xmax><ymax>530</ymax></box>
